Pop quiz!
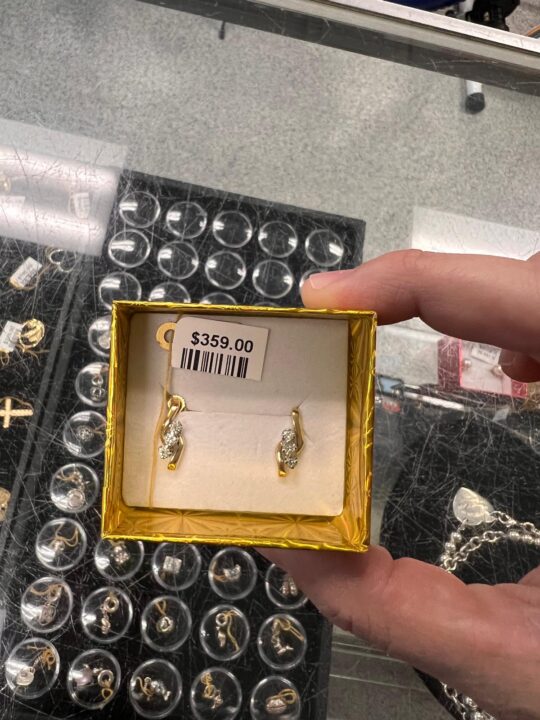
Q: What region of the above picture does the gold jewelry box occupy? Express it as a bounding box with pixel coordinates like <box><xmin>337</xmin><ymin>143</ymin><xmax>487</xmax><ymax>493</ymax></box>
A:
<box><xmin>102</xmin><ymin>302</ymin><xmax>376</xmax><ymax>552</ymax></box>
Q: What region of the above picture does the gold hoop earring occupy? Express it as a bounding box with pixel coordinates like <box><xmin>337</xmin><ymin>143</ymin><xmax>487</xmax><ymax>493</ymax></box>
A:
<box><xmin>276</xmin><ymin>408</ymin><xmax>304</xmax><ymax>477</ymax></box>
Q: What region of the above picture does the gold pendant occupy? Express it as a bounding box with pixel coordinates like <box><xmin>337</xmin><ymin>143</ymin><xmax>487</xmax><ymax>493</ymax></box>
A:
<box><xmin>0</xmin><ymin>397</ymin><xmax>34</xmax><ymax>429</ymax></box>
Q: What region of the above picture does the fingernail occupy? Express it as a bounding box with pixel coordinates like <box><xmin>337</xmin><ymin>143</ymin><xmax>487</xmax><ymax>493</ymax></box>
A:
<box><xmin>307</xmin><ymin>269</ymin><xmax>353</xmax><ymax>291</ymax></box>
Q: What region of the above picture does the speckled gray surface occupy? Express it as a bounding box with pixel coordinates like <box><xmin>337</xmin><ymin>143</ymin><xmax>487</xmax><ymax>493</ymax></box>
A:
<box><xmin>1</xmin><ymin>0</ymin><xmax>540</xmax><ymax>265</ymax></box>
<box><xmin>1</xmin><ymin>1</ymin><xmax>539</xmax><ymax>717</ymax></box>
<box><xmin>509</xmin><ymin>0</ymin><xmax>540</xmax><ymax>33</ymax></box>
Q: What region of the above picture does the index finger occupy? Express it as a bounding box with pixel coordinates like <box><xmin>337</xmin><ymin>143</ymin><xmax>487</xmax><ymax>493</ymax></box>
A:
<box><xmin>301</xmin><ymin>250</ymin><xmax>540</xmax><ymax>359</ymax></box>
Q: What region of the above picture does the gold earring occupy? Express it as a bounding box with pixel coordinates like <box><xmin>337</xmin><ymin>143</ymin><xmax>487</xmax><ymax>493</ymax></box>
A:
<box><xmin>276</xmin><ymin>408</ymin><xmax>304</xmax><ymax>477</ymax></box>
<box><xmin>159</xmin><ymin>394</ymin><xmax>187</xmax><ymax>471</ymax></box>
<box><xmin>266</xmin><ymin>688</ymin><xmax>298</xmax><ymax>714</ymax></box>
<box><xmin>201</xmin><ymin>672</ymin><xmax>223</xmax><ymax>710</ymax></box>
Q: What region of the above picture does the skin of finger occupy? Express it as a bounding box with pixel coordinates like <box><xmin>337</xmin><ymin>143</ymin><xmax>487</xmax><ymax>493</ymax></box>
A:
<box><xmin>293</xmin><ymin>250</ymin><xmax>540</xmax><ymax>716</ymax></box>
<box><xmin>301</xmin><ymin>250</ymin><xmax>540</xmax><ymax>360</ymax></box>
<box><xmin>499</xmin><ymin>248</ymin><xmax>540</xmax><ymax>382</ymax></box>
<box><xmin>262</xmin><ymin>547</ymin><xmax>540</xmax><ymax>719</ymax></box>
<box><xmin>498</xmin><ymin>349</ymin><xmax>540</xmax><ymax>382</ymax></box>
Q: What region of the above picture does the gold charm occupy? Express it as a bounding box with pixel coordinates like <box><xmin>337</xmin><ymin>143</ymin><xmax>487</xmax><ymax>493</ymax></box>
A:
<box><xmin>158</xmin><ymin>394</ymin><xmax>186</xmax><ymax>471</ymax></box>
<box><xmin>155</xmin><ymin>322</ymin><xmax>176</xmax><ymax>351</ymax></box>
<box><xmin>265</xmin><ymin>688</ymin><xmax>298</xmax><ymax>715</ymax></box>
<box><xmin>99</xmin><ymin>592</ymin><xmax>120</xmax><ymax>636</ymax></box>
<box><xmin>0</xmin><ymin>397</ymin><xmax>34</xmax><ymax>429</ymax></box>
<box><xmin>48</xmin><ymin>523</ymin><xmax>80</xmax><ymax>557</ymax></box>
<box><xmin>201</xmin><ymin>672</ymin><xmax>223</xmax><ymax>710</ymax></box>
<box><xmin>0</xmin><ymin>319</ymin><xmax>46</xmax><ymax>363</ymax></box>
<box><xmin>270</xmin><ymin>617</ymin><xmax>304</xmax><ymax>656</ymax></box>
<box><xmin>276</xmin><ymin>408</ymin><xmax>304</xmax><ymax>477</ymax></box>
<box><xmin>8</xmin><ymin>248</ymin><xmax>75</xmax><ymax>292</ymax></box>
<box><xmin>215</xmin><ymin>610</ymin><xmax>240</xmax><ymax>652</ymax></box>
<box><xmin>97</xmin><ymin>669</ymin><xmax>115</xmax><ymax>701</ymax></box>
<box><xmin>155</xmin><ymin>600</ymin><xmax>175</xmax><ymax>634</ymax></box>
<box><xmin>57</xmin><ymin>468</ymin><xmax>87</xmax><ymax>511</ymax></box>
<box><xmin>212</xmin><ymin>563</ymin><xmax>242</xmax><ymax>583</ymax></box>
<box><xmin>30</xmin><ymin>581</ymin><xmax>64</xmax><ymax>627</ymax></box>
<box><xmin>18</xmin><ymin>320</ymin><xmax>45</xmax><ymax>352</ymax></box>
<box><xmin>136</xmin><ymin>675</ymin><xmax>172</xmax><ymax>702</ymax></box>
<box><xmin>0</xmin><ymin>487</ymin><xmax>11</xmax><ymax>522</ymax></box>
<box><xmin>74</xmin><ymin>662</ymin><xmax>115</xmax><ymax>702</ymax></box>
<box><xmin>15</xmin><ymin>645</ymin><xmax>57</xmax><ymax>688</ymax></box>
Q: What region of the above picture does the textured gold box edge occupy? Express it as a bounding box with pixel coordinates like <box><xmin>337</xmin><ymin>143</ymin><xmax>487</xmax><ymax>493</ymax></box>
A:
<box><xmin>102</xmin><ymin>302</ymin><xmax>376</xmax><ymax>552</ymax></box>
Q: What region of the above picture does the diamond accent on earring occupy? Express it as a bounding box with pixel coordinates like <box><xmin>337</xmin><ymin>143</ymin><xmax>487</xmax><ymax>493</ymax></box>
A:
<box><xmin>149</xmin><ymin>678</ymin><xmax>171</xmax><ymax>701</ymax></box>
<box><xmin>221</xmin><ymin>564</ymin><xmax>242</xmax><ymax>582</ymax></box>
<box><xmin>111</xmin><ymin>542</ymin><xmax>130</xmax><ymax>566</ymax></box>
<box><xmin>159</xmin><ymin>421</ymin><xmax>183</xmax><ymax>460</ymax></box>
<box><xmin>163</xmin><ymin>556</ymin><xmax>182</xmax><ymax>574</ymax></box>
<box><xmin>280</xmin><ymin>429</ymin><xmax>299</xmax><ymax>468</ymax></box>
<box><xmin>75</xmin><ymin>426</ymin><xmax>94</xmax><ymax>443</ymax></box>
<box><xmin>51</xmin><ymin>539</ymin><xmax>66</xmax><ymax>555</ymax></box>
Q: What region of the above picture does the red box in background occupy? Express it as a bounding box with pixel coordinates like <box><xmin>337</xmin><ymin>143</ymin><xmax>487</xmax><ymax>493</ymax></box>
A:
<box><xmin>438</xmin><ymin>337</ymin><xmax>528</xmax><ymax>398</ymax></box>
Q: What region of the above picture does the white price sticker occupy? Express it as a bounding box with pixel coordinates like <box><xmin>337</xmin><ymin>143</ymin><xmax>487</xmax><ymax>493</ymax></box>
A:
<box><xmin>172</xmin><ymin>316</ymin><xmax>269</xmax><ymax>381</ymax></box>
<box><xmin>0</xmin><ymin>321</ymin><xmax>23</xmax><ymax>354</ymax></box>
<box><xmin>9</xmin><ymin>257</ymin><xmax>43</xmax><ymax>290</ymax></box>
<box><xmin>470</xmin><ymin>343</ymin><xmax>501</xmax><ymax>365</ymax></box>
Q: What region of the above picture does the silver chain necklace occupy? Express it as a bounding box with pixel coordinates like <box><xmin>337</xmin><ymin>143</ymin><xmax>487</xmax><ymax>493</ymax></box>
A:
<box><xmin>437</xmin><ymin>487</ymin><xmax>540</xmax><ymax>720</ymax></box>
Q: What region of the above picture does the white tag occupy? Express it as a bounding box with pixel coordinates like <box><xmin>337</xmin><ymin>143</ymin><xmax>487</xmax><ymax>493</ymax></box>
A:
<box><xmin>0</xmin><ymin>321</ymin><xmax>23</xmax><ymax>353</ymax></box>
<box><xmin>0</xmin><ymin>195</ymin><xmax>25</xmax><ymax>210</ymax></box>
<box><xmin>9</xmin><ymin>257</ymin><xmax>43</xmax><ymax>289</ymax></box>
<box><xmin>470</xmin><ymin>343</ymin><xmax>500</xmax><ymax>365</ymax></box>
<box><xmin>171</xmin><ymin>316</ymin><xmax>269</xmax><ymax>381</ymax></box>
<box><xmin>69</xmin><ymin>191</ymin><xmax>91</xmax><ymax>219</ymax></box>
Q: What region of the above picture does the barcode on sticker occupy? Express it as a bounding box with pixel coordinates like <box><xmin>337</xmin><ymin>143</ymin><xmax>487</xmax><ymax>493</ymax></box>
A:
<box><xmin>9</xmin><ymin>257</ymin><xmax>42</xmax><ymax>289</ymax></box>
<box><xmin>172</xmin><ymin>316</ymin><xmax>269</xmax><ymax>381</ymax></box>
<box><xmin>179</xmin><ymin>347</ymin><xmax>250</xmax><ymax>378</ymax></box>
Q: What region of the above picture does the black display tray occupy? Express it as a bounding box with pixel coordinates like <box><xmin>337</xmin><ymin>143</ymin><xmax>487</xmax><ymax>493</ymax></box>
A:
<box><xmin>0</xmin><ymin>168</ymin><xmax>365</xmax><ymax>719</ymax></box>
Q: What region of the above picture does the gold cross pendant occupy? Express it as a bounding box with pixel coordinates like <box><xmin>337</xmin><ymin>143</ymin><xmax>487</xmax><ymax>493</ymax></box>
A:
<box><xmin>0</xmin><ymin>397</ymin><xmax>34</xmax><ymax>429</ymax></box>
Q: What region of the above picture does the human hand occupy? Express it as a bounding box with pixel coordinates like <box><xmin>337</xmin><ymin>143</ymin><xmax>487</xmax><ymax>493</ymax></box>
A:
<box><xmin>264</xmin><ymin>250</ymin><xmax>540</xmax><ymax>720</ymax></box>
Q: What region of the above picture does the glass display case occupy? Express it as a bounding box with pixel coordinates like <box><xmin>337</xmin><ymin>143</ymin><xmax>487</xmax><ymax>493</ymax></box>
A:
<box><xmin>1</xmin><ymin>1</ymin><xmax>540</xmax><ymax>718</ymax></box>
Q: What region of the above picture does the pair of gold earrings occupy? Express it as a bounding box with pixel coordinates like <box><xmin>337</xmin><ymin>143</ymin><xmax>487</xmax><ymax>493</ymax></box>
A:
<box><xmin>158</xmin><ymin>394</ymin><xmax>304</xmax><ymax>477</ymax></box>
